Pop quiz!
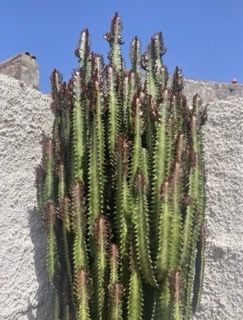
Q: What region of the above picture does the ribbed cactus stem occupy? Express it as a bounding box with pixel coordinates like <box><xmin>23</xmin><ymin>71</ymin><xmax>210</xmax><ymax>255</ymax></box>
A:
<box><xmin>76</xmin><ymin>267</ymin><xmax>91</xmax><ymax>320</ymax></box>
<box><xmin>165</xmin><ymin>117</ymin><xmax>174</xmax><ymax>175</ymax></box>
<box><xmin>37</xmin><ymin>13</ymin><xmax>206</xmax><ymax>320</ymax></box>
<box><xmin>130</xmin><ymin>94</ymin><xmax>143</xmax><ymax>181</ymax></box>
<box><xmin>142</xmin><ymin>37</ymin><xmax>160</xmax><ymax>98</ymax></box>
<box><xmin>42</xmin><ymin>137</ymin><xmax>54</xmax><ymax>203</ymax></box>
<box><xmin>192</xmin><ymin>224</ymin><xmax>206</xmax><ymax>314</ymax></box>
<box><xmin>156</xmin><ymin>180</ymin><xmax>171</xmax><ymax>280</ymax></box>
<box><xmin>152</xmin><ymin>90</ymin><xmax>170</xmax><ymax>237</ymax></box>
<box><xmin>170</xmin><ymin>270</ymin><xmax>182</xmax><ymax>320</ymax></box>
<box><xmin>143</xmin><ymin>96</ymin><xmax>157</xmax><ymax>168</ymax></box>
<box><xmin>88</xmin><ymin>79</ymin><xmax>105</xmax><ymax>235</ymax></box>
<box><xmin>169</xmin><ymin>162</ymin><xmax>182</xmax><ymax>269</ymax></box>
<box><xmin>76</xmin><ymin>29</ymin><xmax>90</xmax><ymax>71</ymax></box>
<box><xmin>44</xmin><ymin>201</ymin><xmax>57</xmax><ymax>282</ymax></box>
<box><xmin>108</xmin><ymin>245</ymin><xmax>123</xmax><ymax>320</ymax></box>
<box><xmin>127</xmin><ymin>71</ymin><xmax>138</xmax><ymax>131</ymax></box>
<box><xmin>105</xmin><ymin>12</ymin><xmax>123</xmax><ymax>72</ymax></box>
<box><xmin>93</xmin><ymin>215</ymin><xmax>108</xmax><ymax>319</ymax></box>
<box><xmin>71</xmin><ymin>181</ymin><xmax>88</xmax><ymax>280</ymax></box>
<box><xmin>107</xmin><ymin>66</ymin><xmax>120</xmax><ymax>155</ymax></box>
<box><xmin>59</xmin><ymin>197</ymin><xmax>75</xmax><ymax>311</ymax></box>
<box><xmin>36</xmin><ymin>164</ymin><xmax>44</xmax><ymax>211</ymax></box>
<box><xmin>152</xmin><ymin>32</ymin><xmax>168</xmax><ymax>89</ymax></box>
<box><xmin>133</xmin><ymin>171</ymin><xmax>156</xmax><ymax>287</ymax></box>
<box><xmin>181</xmin><ymin>175</ymin><xmax>195</xmax><ymax>266</ymax></box>
<box><xmin>130</xmin><ymin>36</ymin><xmax>141</xmax><ymax>73</ymax></box>
<box><xmin>72</xmin><ymin>70</ymin><xmax>85</xmax><ymax>182</ymax></box>
<box><xmin>57</xmin><ymin>162</ymin><xmax>65</xmax><ymax>201</ymax></box>
<box><xmin>114</xmin><ymin>135</ymin><xmax>129</xmax><ymax>259</ymax></box>
<box><xmin>127</xmin><ymin>248</ymin><xmax>143</xmax><ymax>320</ymax></box>
<box><xmin>109</xmin><ymin>244</ymin><xmax>119</xmax><ymax>284</ymax></box>
<box><xmin>122</xmin><ymin>73</ymin><xmax>129</xmax><ymax>130</ymax></box>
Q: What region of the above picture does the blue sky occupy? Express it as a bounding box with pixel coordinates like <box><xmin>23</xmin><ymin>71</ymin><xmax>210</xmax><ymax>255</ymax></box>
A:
<box><xmin>1</xmin><ymin>0</ymin><xmax>242</xmax><ymax>92</ymax></box>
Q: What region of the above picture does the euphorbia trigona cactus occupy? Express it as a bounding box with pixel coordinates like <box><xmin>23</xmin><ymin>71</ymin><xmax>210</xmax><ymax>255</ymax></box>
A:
<box><xmin>36</xmin><ymin>12</ymin><xmax>206</xmax><ymax>320</ymax></box>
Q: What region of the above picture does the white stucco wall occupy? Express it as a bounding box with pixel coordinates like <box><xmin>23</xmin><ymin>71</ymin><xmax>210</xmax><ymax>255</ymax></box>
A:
<box><xmin>0</xmin><ymin>74</ymin><xmax>53</xmax><ymax>320</ymax></box>
<box><xmin>0</xmin><ymin>74</ymin><xmax>242</xmax><ymax>319</ymax></box>
<box><xmin>183</xmin><ymin>80</ymin><xmax>243</xmax><ymax>320</ymax></box>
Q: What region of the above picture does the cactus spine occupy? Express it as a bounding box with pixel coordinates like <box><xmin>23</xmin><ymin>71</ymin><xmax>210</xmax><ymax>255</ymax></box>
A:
<box><xmin>36</xmin><ymin>13</ymin><xmax>206</xmax><ymax>320</ymax></box>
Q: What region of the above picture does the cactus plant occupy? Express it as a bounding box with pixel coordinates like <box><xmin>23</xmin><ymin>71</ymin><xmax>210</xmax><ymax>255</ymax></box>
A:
<box><xmin>36</xmin><ymin>12</ymin><xmax>206</xmax><ymax>320</ymax></box>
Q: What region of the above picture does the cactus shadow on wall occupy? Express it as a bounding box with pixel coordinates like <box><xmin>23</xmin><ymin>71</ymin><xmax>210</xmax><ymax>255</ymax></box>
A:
<box><xmin>28</xmin><ymin>207</ymin><xmax>53</xmax><ymax>320</ymax></box>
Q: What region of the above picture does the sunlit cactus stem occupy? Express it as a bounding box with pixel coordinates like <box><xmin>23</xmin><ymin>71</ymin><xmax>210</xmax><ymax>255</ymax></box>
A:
<box><xmin>108</xmin><ymin>245</ymin><xmax>123</xmax><ymax>320</ymax></box>
<box><xmin>130</xmin><ymin>36</ymin><xmax>141</xmax><ymax>73</ymax></box>
<box><xmin>36</xmin><ymin>12</ymin><xmax>206</xmax><ymax>320</ymax></box>
<box><xmin>105</xmin><ymin>12</ymin><xmax>124</xmax><ymax>73</ymax></box>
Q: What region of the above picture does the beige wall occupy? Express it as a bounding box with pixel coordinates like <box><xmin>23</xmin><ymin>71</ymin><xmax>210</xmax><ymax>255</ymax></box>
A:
<box><xmin>0</xmin><ymin>74</ymin><xmax>242</xmax><ymax>319</ymax></box>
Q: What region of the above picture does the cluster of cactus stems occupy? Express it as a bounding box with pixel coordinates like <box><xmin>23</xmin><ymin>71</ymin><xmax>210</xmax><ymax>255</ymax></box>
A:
<box><xmin>36</xmin><ymin>13</ymin><xmax>206</xmax><ymax>320</ymax></box>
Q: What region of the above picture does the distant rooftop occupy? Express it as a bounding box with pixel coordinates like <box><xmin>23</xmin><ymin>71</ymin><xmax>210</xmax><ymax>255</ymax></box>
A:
<box><xmin>0</xmin><ymin>53</ymin><xmax>242</xmax><ymax>95</ymax></box>
<box><xmin>0</xmin><ymin>53</ymin><xmax>39</xmax><ymax>89</ymax></box>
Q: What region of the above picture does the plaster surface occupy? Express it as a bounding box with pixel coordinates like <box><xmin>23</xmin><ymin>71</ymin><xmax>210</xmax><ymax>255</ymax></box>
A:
<box><xmin>0</xmin><ymin>74</ymin><xmax>242</xmax><ymax>319</ymax></box>
<box><xmin>0</xmin><ymin>74</ymin><xmax>53</xmax><ymax>319</ymax></box>
<box><xmin>183</xmin><ymin>79</ymin><xmax>243</xmax><ymax>320</ymax></box>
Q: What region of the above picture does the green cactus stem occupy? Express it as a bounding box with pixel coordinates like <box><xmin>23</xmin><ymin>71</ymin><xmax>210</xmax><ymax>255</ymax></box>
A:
<box><xmin>105</xmin><ymin>12</ymin><xmax>124</xmax><ymax>73</ymax></box>
<box><xmin>93</xmin><ymin>215</ymin><xmax>109</xmax><ymax>319</ymax></box>
<box><xmin>36</xmin><ymin>13</ymin><xmax>206</xmax><ymax>320</ymax></box>
<box><xmin>76</xmin><ymin>267</ymin><xmax>91</xmax><ymax>320</ymax></box>
<box><xmin>127</xmin><ymin>246</ymin><xmax>143</xmax><ymax>320</ymax></box>
<box><xmin>43</xmin><ymin>201</ymin><xmax>57</xmax><ymax>282</ymax></box>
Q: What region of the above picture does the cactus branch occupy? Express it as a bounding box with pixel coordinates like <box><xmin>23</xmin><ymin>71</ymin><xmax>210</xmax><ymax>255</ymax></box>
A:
<box><xmin>37</xmin><ymin>14</ymin><xmax>206</xmax><ymax>320</ymax></box>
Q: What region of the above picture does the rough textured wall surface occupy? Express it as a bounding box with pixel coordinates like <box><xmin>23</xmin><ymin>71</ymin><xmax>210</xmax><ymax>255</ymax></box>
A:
<box><xmin>0</xmin><ymin>74</ymin><xmax>53</xmax><ymax>320</ymax></box>
<box><xmin>0</xmin><ymin>74</ymin><xmax>242</xmax><ymax>319</ymax></box>
<box><xmin>184</xmin><ymin>80</ymin><xmax>243</xmax><ymax>320</ymax></box>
